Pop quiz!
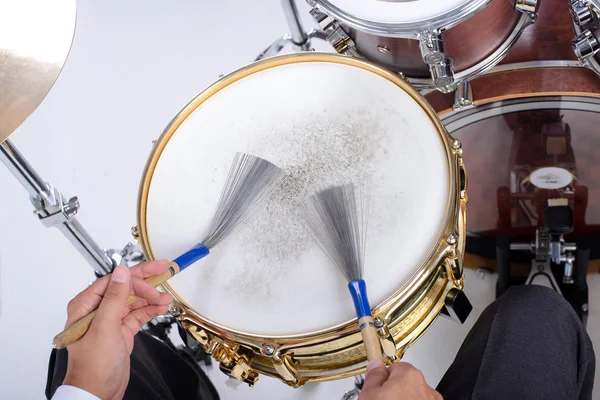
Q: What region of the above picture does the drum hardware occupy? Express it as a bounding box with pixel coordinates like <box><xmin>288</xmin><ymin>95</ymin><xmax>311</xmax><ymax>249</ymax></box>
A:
<box><xmin>373</xmin><ymin>317</ymin><xmax>399</xmax><ymax>362</ymax></box>
<box><xmin>516</xmin><ymin>0</ymin><xmax>539</xmax><ymax>16</ymax></box>
<box><xmin>308</xmin><ymin>7</ymin><xmax>364</xmax><ymax>59</ymax></box>
<box><xmin>306</xmin><ymin>0</ymin><xmax>538</xmax><ymax>92</ymax></box>
<box><xmin>440</xmin><ymin>288</ymin><xmax>473</xmax><ymax>324</ymax></box>
<box><xmin>453</xmin><ymin>81</ymin><xmax>474</xmax><ymax>111</ymax></box>
<box><xmin>256</xmin><ymin>0</ymin><xmax>328</xmax><ymax>61</ymax></box>
<box><xmin>510</xmin><ymin>202</ymin><xmax>577</xmax><ymax>290</ymax></box>
<box><xmin>340</xmin><ymin>374</ymin><xmax>365</xmax><ymax>400</ymax></box>
<box><xmin>0</xmin><ymin>139</ymin><xmax>117</xmax><ymax>276</ymax></box>
<box><xmin>570</xmin><ymin>0</ymin><xmax>600</xmax><ymax>74</ymax></box>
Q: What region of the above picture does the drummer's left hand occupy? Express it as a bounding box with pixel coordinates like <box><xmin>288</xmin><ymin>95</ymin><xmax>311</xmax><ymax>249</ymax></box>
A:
<box><xmin>62</xmin><ymin>261</ymin><xmax>173</xmax><ymax>400</ymax></box>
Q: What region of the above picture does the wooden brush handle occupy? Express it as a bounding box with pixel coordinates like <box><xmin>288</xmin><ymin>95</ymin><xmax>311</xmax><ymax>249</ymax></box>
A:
<box><xmin>358</xmin><ymin>316</ymin><xmax>384</xmax><ymax>362</ymax></box>
<box><xmin>52</xmin><ymin>267</ymin><xmax>176</xmax><ymax>350</ymax></box>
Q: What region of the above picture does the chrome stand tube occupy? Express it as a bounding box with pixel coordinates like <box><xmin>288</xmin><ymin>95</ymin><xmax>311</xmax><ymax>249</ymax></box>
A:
<box><xmin>0</xmin><ymin>139</ymin><xmax>115</xmax><ymax>275</ymax></box>
<box><xmin>281</xmin><ymin>0</ymin><xmax>309</xmax><ymax>48</ymax></box>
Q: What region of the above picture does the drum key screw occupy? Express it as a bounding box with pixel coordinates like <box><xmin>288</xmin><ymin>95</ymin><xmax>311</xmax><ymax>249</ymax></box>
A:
<box><xmin>447</xmin><ymin>233</ymin><xmax>457</xmax><ymax>245</ymax></box>
<box><xmin>262</xmin><ymin>344</ymin><xmax>275</xmax><ymax>356</ymax></box>
<box><xmin>373</xmin><ymin>317</ymin><xmax>384</xmax><ymax>328</ymax></box>
<box><xmin>151</xmin><ymin>139</ymin><xmax>157</xmax><ymax>146</ymax></box>
<box><xmin>169</xmin><ymin>305</ymin><xmax>181</xmax><ymax>317</ymax></box>
<box><xmin>452</xmin><ymin>139</ymin><xmax>462</xmax><ymax>150</ymax></box>
<box><xmin>377</xmin><ymin>45</ymin><xmax>390</xmax><ymax>54</ymax></box>
<box><xmin>131</xmin><ymin>226</ymin><xmax>139</xmax><ymax>238</ymax></box>
<box><xmin>583</xmin><ymin>304</ymin><xmax>589</xmax><ymax>312</ymax></box>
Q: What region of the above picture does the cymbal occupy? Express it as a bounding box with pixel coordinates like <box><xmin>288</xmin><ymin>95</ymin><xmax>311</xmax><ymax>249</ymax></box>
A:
<box><xmin>0</xmin><ymin>0</ymin><xmax>76</xmax><ymax>144</ymax></box>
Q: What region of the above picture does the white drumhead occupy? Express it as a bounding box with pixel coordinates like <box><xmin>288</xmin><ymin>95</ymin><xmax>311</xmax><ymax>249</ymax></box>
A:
<box><xmin>319</xmin><ymin>0</ymin><xmax>474</xmax><ymax>25</ymax></box>
<box><xmin>144</xmin><ymin>56</ymin><xmax>450</xmax><ymax>336</ymax></box>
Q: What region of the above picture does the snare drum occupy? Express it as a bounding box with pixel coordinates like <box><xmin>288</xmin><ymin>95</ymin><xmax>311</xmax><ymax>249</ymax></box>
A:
<box><xmin>426</xmin><ymin>0</ymin><xmax>600</xmax><ymax>272</ymax></box>
<box><xmin>134</xmin><ymin>53</ymin><xmax>467</xmax><ymax>386</ymax></box>
<box><xmin>307</xmin><ymin>0</ymin><xmax>538</xmax><ymax>92</ymax></box>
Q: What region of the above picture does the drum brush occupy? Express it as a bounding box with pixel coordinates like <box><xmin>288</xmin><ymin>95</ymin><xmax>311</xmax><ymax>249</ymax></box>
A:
<box><xmin>303</xmin><ymin>184</ymin><xmax>384</xmax><ymax>362</ymax></box>
<box><xmin>53</xmin><ymin>152</ymin><xmax>285</xmax><ymax>349</ymax></box>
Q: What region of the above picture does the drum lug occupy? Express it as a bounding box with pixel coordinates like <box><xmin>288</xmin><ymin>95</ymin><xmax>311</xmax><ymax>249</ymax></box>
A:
<box><xmin>452</xmin><ymin>81</ymin><xmax>473</xmax><ymax>110</ymax></box>
<box><xmin>178</xmin><ymin>313</ymin><xmax>259</xmax><ymax>386</ymax></box>
<box><xmin>215</xmin><ymin>343</ymin><xmax>259</xmax><ymax>386</ymax></box>
<box><xmin>373</xmin><ymin>317</ymin><xmax>397</xmax><ymax>362</ymax></box>
<box><xmin>444</xmin><ymin>235</ymin><xmax>464</xmax><ymax>282</ymax></box>
<box><xmin>570</xmin><ymin>1</ymin><xmax>595</xmax><ymax>27</ymax></box>
<box><xmin>417</xmin><ymin>30</ymin><xmax>446</xmax><ymax>65</ymax></box>
<box><xmin>417</xmin><ymin>30</ymin><xmax>455</xmax><ymax>91</ymax></box>
<box><xmin>573</xmin><ymin>30</ymin><xmax>600</xmax><ymax>62</ymax></box>
<box><xmin>515</xmin><ymin>0</ymin><xmax>538</xmax><ymax>20</ymax></box>
<box><xmin>261</xmin><ymin>345</ymin><xmax>300</xmax><ymax>386</ymax></box>
<box><xmin>309</xmin><ymin>7</ymin><xmax>363</xmax><ymax>59</ymax></box>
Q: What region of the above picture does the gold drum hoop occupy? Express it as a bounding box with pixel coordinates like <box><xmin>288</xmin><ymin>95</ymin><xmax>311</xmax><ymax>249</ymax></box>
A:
<box><xmin>135</xmin><ymin>52</ymin><xmax>467</xmax><ymax>387</ymax></box>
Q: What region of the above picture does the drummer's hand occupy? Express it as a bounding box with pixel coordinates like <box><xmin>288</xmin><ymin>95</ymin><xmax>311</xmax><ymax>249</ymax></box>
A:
<box><xmin>62</xmin><ymin>261</ymin><xmax>173</xmax><ymax>400</ymax></box>
<box><xmin>359</xmin><ymin>360</ymin><xmax>443</xmax><ymax>400</ymax></box>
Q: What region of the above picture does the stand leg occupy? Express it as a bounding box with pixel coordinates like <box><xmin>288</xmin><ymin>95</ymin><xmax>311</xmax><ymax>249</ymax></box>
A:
<box><xmin>281</xmin><ymin>0</ymin><xmax>309</xmax><ymax>48</ymax></box>
<box><xmin>0</xmin><ymin>139</ymin><xmax>115</xmax><ymax>275</ymax></box>
<box><xmin>496</xmin><ymin>236</ymin><xmax>511</xmax><ymax>297</ymax></box>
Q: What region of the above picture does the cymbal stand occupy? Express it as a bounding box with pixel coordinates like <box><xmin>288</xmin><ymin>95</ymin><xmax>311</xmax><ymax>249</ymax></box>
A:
<box><xmin>0</xmin><ymin>139</ymin><xmax>142</xmax><ymax>276</ymax></box>
<box><xmin>255</xmin><ymin>0</ymin><xmax>327</xmax><ymax>60</ymax></box>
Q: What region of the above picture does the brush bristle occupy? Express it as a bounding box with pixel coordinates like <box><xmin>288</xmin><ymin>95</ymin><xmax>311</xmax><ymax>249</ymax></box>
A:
<box><xmin>202</xmin><ymin>152</ymin><xmax>285</xmax><ymax>249</ymax></box>
<box><xmin>303</xmin><ymin>183</ymin><xmax>368</xmax><ymax>283</ymax></box>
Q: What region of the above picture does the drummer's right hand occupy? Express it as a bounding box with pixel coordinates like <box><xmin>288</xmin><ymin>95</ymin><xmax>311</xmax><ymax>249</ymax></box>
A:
<box><xmin>61</xmin><ymin>261</ymin><xmax>173</xmax><ymax>400</ymax></box>
<box><xmin>359</xmin><ymin>360</ymin><xmax>443</xmax><ymax>400</ymax></box>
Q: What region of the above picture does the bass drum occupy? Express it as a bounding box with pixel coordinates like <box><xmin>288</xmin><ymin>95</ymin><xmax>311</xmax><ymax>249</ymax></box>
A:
<box><xmin>426</xmin><ymin>0</ymin><xmax>600</xmax><ymax>272</ymax></box>
<box><xmin>135</xmin><ymin>53</ymin><xmax>467</xmax><ymax>386</ymax></box>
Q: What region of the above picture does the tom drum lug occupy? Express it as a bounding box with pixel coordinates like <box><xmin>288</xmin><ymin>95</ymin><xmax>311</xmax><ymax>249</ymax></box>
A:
<box><xmin>417</xmin><ymin>29</ymin><xmax>446</xmax><ymax>65</ymax></box>
<box><xmin>573</xmin><ymin>29</ymin><xmax>600</xmax><ymax>61</ymax></box>
<box><xmin>515</xmin><ymin>0</ymin><xmax>538</xmax><ymax>19</ymax></box>
<box><xmin>570</xmin><ymin>1</ymin><xmax>594</xmax><ymax>26</ymax></box>
<box><xmin>309</xmin><ymin>7</ymin><xmax>363</xmax><ymax>58</ymax></box>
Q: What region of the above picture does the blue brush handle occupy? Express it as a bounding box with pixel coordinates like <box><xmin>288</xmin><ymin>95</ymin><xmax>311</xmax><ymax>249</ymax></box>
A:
<box><xmin>173</xmin><ymin>243</ymin><xmax>210</xmax><ymax>272</ymax></box>
<box><xmin>347</xmin><ymin>279</ymin><xmax>372</xmax><ymax>318</ymax></box>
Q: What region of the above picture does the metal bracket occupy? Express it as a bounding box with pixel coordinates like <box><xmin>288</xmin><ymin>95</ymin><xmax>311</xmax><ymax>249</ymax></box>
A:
<box><xmin>309</xmin><ymin>7</ymin><xmax>364</xmax><ymax>58</ymax></box>
<box><xmin>106</xmin><ymin>242</ymin><xmax>145</xmax><ymax>267</ymax></box>
<box><xmin>0</xmin><ymin>139</ymin><xmax>115</xmax><ymax>275</ymax></box>
<box><xmin>515</xmin><ymin>0</ymin><xmax>538</xmax><ymax>20</ymax></box>
<box><xmin>440</xmin><ymin>288</ymin><xmax>473</xmax><ymax>324</ymax></box>
<box><xmin>453</xmin><ymin>81</ymin><xmax>474</xmax><ymax>110</ymax></box>
<box><xmin>266</xmin><ymin>347</ymin><xmax>300</xmax><ymax>387</ymax></box>
<box><xmin>340</xmin><ymin>375</ymin><xmax>364</xmax><ymax>400</ymax></box>
<box><xmin>373</xmin><ymin>317</ymin><xmax>397</xmax><ymax>362</ymax></box>
<box><xmin>417</xmin><ymin>30</ymin><xmax>455</xmax><ymax>90</ymax></box>
<box><xmin>214</xmin><ymin>343</ymin><xmax>259</xmax><ymax>386</ymax></box>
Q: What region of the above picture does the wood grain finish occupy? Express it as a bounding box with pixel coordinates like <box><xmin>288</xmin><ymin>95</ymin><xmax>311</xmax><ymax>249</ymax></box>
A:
<box><xmin>445</xmin><ymin>0</ymin><xmax>518</xmax><ymax>71</ymax></box>
<box><xmin>345</xmin><ymin>0</ymin><xmax>520</xmax><ymax>77</ymax></box>
<box><xmin>500</xmin><ymin>0</ymin><xmax>577</xmax><ymax>63</ymax></box>
<box><xmin>426</xmin><ymin>67</ymin><xmax>600</xmax><ymax>113</ymax></box>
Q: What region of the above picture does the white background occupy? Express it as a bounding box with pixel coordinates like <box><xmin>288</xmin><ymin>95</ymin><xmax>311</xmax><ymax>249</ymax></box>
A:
<box><xmin>0</xmin><ymin>1</ymin><xmax>599</xmax><ymax>399</ymax></box>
